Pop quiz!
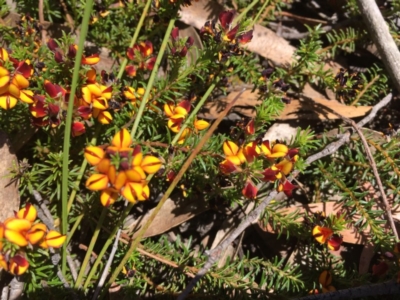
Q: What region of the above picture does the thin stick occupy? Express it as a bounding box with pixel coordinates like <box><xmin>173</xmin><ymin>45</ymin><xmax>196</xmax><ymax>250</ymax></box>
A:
<box><xmin>349</xmin><ymin>120</ymin><xmax>398</xmax><ymax>240</ymax></box>
<box><xmin>177</xmin><ymin>93</ymin><xmax>393</xmax><ymax>300</ymax></box>
<box><xmin>38</xmin><ymin>0</ymin><xmax>46</xmax><ymax>44</ymax></box>
<box><xmin>357</xmin><ymin>0</ymin><xmax>400</xmax><ymax>92</ymax></box>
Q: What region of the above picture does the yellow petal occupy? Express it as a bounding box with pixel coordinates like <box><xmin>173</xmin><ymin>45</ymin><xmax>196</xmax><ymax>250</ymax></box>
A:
<box><xmin>5</xmin><ymin>230</ymin><xmax>29</xmax><ymax>246</ymax></box>
<box><xmin>164</xmin><ymin>103</ymin><xmax>175</xmax><ymax>117</ymax></box>
<box><xmin>16</xmin><ymin>204</ymin><xmax>37</xmax><ymax>223</ymax></box>
<box><xmin>126</xmin><ymin>169</ymin><xmax>143</xmax><ymax>182</ymax></box>
<box><xmin>5</xmin><ymin>218</ymin><xmax>31</xmax><ymax>232</ymax></box>
<box><xmin>113</xmin><ymin>171</ymin><xmax>127</xmax><ymax>190</ymax></box>
<box><xmin>84</xmin><ymin>146</ymin><xmax>105</xmax><ymax>166</ymax></box>
<box><xmin>132</xmin><ymin>152</ymin><xmax>143</xmax><ymax>167</ymax></box>
<box><xmin>97</xmin><ymin>110</ymin><xmax>112</xmax><ymax>124</ymax></box>
<box><xmin>26</xmin><ymin>223</ymin><xmax>47</xmax><ymax>244</ymax></box>
<box><xmin>141</xmin><ymin>156</ymin><xmax>162</xmax><ymax>174</ymax></box>
<box><xmin>0</xmin><ymin>73</ymin><xmax>10</xmax><ymax>88</ymax></box>
<box><xmin>275</xmin><ymin>159</ymin><xmax>293</xmax><ymax>175</ymax></box>
<box><xmin>194</xmin><ymin>119</ymin><xmax>210</xmax><ymax>131</ymax></box>
<box><xmin>0</xmin><ymin>253</ymin><xmax>8</xmax><ymax>270</ymax></box>
<box><xmin>168</xmin><ymin>118</ymin><xmax>181</xmax><ymax>133</ymax></box>
<box><xmin>111</xmin><ymin>128</ymin><xmax>132</xmax><ymax>149</ymax></box>
<box><xmin>223</xmin><ymin>141</ymin><xmax>239</xmax><ymax>156</ymax></box>
<box><xmin>87</xmin><ymin>83</ymin><xmax>102</xmax><ymax>97</ymax></box>
<box><xmin>96</xmin><ymin>158</ymin><xmax>111</xmax><ymax>174</ymax></box>
<box><xmin>319</xmin><ymin>270</ymin><xmax>333</xmax><ymax>287</ymax></box>
<box><xmin>174</xmin><ymin>106</ymin><xmax>188</xmax><ymax>116</ymax></box>
<box><xmin>137</xmin><ymin>184</ymin><xmax>150</xmax><ymax>201</ymax></box>
<box><xmin>86</xmin><ymin>173</ymin><xmax>109</xmax><ymax>190</ymax></box>
<box><xmin>271</xmin><ymin>143</ymin><xmax>288</xmax><ymax>158</ymax></box>
<box><xmin>0</xmin><ymin>95</ymin><xmax>17</xmax><ymax>110</ymax></box>
<box><xmin>121</xmin><ymin>182</ymin><xmax>143</xmax><ymax>203</ymax></box>
<box><xmin>43</xmin><ymin>230</ymin><xmax>66</xmax><ymax>248</ymax></box>
<box><xmin>92</xmin><ymin>97</ymin><xmax>108</xmax><ymax>110</ymax></box>
<box><xmin>19</xmin><ymin>89</ymin><xmax>34</xmax><ymax>103</ymax></box>
<box><xmin>100</xmin><ymin>189</ymin><xmax>118</xmax><ymax>207</ymax></box>
<box><xmin>12</xmin><ymin>74</ymin><xmax>29</xmax><ymax>89</ymax></box>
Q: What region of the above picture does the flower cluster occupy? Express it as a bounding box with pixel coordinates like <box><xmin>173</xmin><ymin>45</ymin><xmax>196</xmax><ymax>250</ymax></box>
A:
<box><xmin>0</xmin><ymin>204</ymin><xmax>66</xmax><ymax>275</ymax></box>
<box><xmin>200</xmin><ymin>10</ymin><xmax>253</xmax><ymax>61</ymax></box>
<box><xmin>312</xmin><ymin>225</ymin><xmax>343</xmax><ymax>251</ymax></box>
<box><xmin>220</xmin><ymin>135</ymin><xmax>299</xmax><ymax>199</ymax></box>
<box><xmin>30</xmin><ymin>68</ymin><xmax>114</xmax><ymax>136</ymax></box>
<box><xmin>164</xmin><ymin>100</ymin><xmax>210</xmax><ymax>144</ymax></box>
<box><xmin>84</xmin><ymin>128</ymin><xmax>162</xmax><ymax>206</ymax></box>
<box><xmin>170</xmin><ymin>27</ymin><xmax>194</xmax><ymax>57</ymax></box>
<box><xmin>0</xmin><ymin>49</ymin><xmax>34</xmax><ymax>110</ymax></box>
<box><xmin>125</xmin><ymin>41</ymin><xmax>156</xmax><ymax>77</ymax></box>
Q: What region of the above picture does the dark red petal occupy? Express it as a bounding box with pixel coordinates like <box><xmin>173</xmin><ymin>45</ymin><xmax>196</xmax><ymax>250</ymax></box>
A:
<box><xmin>15</xmin><ymin>62</ymin><xmax>33</xmax><ymax>78</ymax></box>
<box><xmin>54</xmin><ymin>51</ymin><xmax>64</xmax><ymax>63</ymax></box>
<box><xmin>47</xmin><ymin>38</ymin><xmax>58</xmax><ymax>51</ymax></box>
<box><xmin>219</xmin><ymin>10</ymin><xmax>235</xmax><ymax>31</ymax></box>
<box><xmin>44</xmin><ymin>81</ymin><xmax>65</xmax><ymax>98</ymax></box>
<box><xmin>242</xmin><ymin>181</ymin><xmax>257</xmax><ymax>199</ymax></box>
<box><xmin>372</xmin><ymin>261</ymin><xmax>389</xmax><ymax>277</ymax></box>
<box><xmin>226</xmin><ymin>24</ymin><xmax>239</xmax><ymax>41</ymax></box>
<box><xmin>145</xmin><ymin>57</ymin><xmax>156</xmax><ymax>71</ymax></box>
<box><xmin>237</xmin><ymin>30</ymin><xmax>253</xmax><ymax>44</ymax></box>
<box><xmin>68</xmin><ymin>45</ymin><xmax>77</xmax><ymax>58</ymax></box>
<box><xmin>178</xmin><ymin>100</ymin><xmax>191</xmax><ymax>113</ymax></box>
<box><xmin>171</xmin><ymin>27</ymin><xmax>179</xmax><ymax>41</ymax></box>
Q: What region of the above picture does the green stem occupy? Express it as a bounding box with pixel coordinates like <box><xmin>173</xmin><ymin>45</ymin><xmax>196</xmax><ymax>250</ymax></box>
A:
<box><xmin>236</xmin><ymin>0</ymin><xmax>259</xmax><ymax>23</ymax></box>
<box><xmin>67</xmin><ymin>214</ymin><xmax>84</xmax><ymax>245</ymax></box>
<box><xmin>130</xmin><ymin>18</ymin><xmax>176</xmax><ymax>139</ymax></box>
<box><xmin>116</xmin><ymin>0</ymin><xmax>152</xmax><ymax>80</ymax></box>
<box><xmin>252</xmin><ymin>0</ymin><xmax>271</xmax><ymax>27</ymax></box>
<box><xmin>61</xmin><ymin>0</ymin><xmax>94</xmax><ymax>275</ymax></box>
<box><xmin>82</xmin><ymin>203</ymin><xmax>134</xmax><ymax>290</ymax></box>
<box><xmin>171</xmin><ymin>82</ymin><xmax>216</xmax><ymax>146</ymax></box>
<box><xmin>74</xmin><ymin>207</ymin><xmax>107</xmax><ymax>288</ymax></box>
<box><xmin>68</xmin><ymin>126</ymin><xmax>101</xmax><ymax>213</ymax></box>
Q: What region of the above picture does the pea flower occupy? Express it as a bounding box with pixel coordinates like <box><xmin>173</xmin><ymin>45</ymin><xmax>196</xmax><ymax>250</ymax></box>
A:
<box><xmin>125</xmin><ymin>41</ymin><xmax>156</xmax><ymax>76</ymax></box>
<box><xmin>0</xmin><ymin>253</ymin><xmax>29</xmax><ymax>275</ymax></box>
<box><xmin>0</xmin><ymin>204</ymin><xmax>66</xmax><ymax>276</ymax></box>
<box><xmin>164</xmin><ymin>100</ymin><xmax>209</xmax><ymax>143</ymax></box>
<box><xmin>0</xmin><ymin>56</ymin><xmax>33</xmax><ymax>110</ymax></box>
<box><xmin>319</xmin><ymin>270</ymin><xmax>336</xmax><ymax>293</ymax></box>
<box><xmin>312</xmin><ymin>225</ymin><xmax>343</xmax><ymax>250</ymax></box>
<box><xmin>85</xmin><ymin>128</ymin><xmax>162</xmax><ymax>206</ymax></box>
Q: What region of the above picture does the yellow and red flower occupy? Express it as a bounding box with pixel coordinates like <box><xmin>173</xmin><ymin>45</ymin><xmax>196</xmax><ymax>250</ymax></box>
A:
<box><xmin>126</xmin><ymin>41</ymin><xmax>156</xmax><ymax>74</ymax></box>
<box><xmin>0</xmin><ymin>57</ymin><xmax>33</xmax><ymax>110</ymax></box>
<box><xmin>312</xmin><ymin>225</ymin><xmax>343</xmax><ymax>251</ymax></box>
<box><xmin>85</xmin><ymin>128</ymin><xmax>162</xmax><ymax>206</ymax></box>
<box><xmin>0</xmin><ymin>253</ymin><xmax>29</xmax><ymax>275</ymax></box>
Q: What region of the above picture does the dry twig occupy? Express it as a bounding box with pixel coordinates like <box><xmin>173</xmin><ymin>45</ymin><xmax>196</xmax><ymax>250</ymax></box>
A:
<box><xmin>357</xmin><ymin>0</ymin><xmax>400</xmax><ymax>92</ymax></box>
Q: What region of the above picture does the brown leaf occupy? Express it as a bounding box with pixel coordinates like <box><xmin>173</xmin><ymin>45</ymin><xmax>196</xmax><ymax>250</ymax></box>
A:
<box><xmin>200</xmin><ymin>89</ymin><xmax>372</xmax><ymax>120</ymax></box>
<box><xmin>125</xmin><ymin>196</ymin><xmax>208</xmax><ymax>238</ymax></box>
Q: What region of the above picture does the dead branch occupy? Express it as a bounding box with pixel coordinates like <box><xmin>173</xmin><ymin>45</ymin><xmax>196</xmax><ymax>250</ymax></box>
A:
<box><xmin>357</xmin><ymin>0</ymin><xmax>400</xmax><ymax>92</ymax></box>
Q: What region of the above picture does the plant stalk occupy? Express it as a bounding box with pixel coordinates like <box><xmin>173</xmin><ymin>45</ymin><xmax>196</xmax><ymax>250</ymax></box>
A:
<box><xmin>61</xmin><ymin>0</ymin><xmax>94</xmax><ymax>275</ymax></box>
<box><xmin>74</xmin><ymin>207</ymin><xmax>107</xmax><ymax>288</ymax></box>
<box><xmin>130</xmin><ymin>18</ymin><xmax>177</xmax><ymax>139</ymax></box>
